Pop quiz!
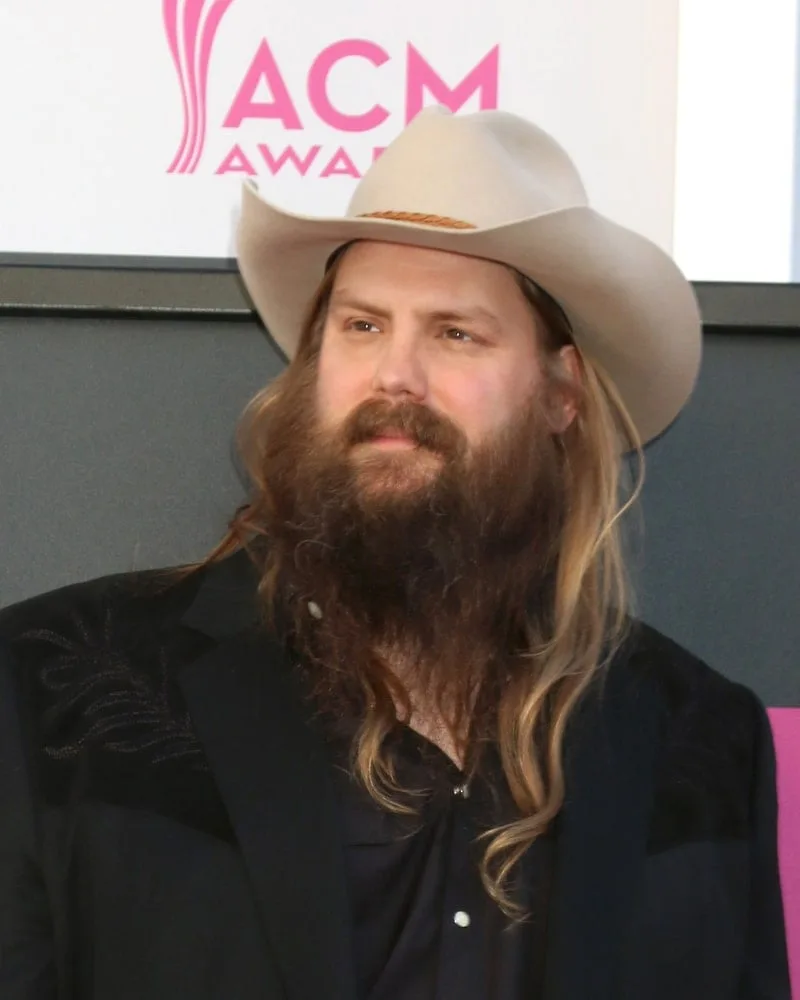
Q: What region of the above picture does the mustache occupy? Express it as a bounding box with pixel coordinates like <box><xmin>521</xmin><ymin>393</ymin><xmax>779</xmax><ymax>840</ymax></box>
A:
<box><xmin>341</xmin><ymin>399</ymin><xmax>467</xmax><ymax>457</ymax></box>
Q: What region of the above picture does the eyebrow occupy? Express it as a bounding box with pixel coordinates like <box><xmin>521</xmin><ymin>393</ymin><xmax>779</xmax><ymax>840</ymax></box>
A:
<box><xmin>328</xmin><ymin>293</ymin><xmax>502</xmax><ymax>331</ymax></box>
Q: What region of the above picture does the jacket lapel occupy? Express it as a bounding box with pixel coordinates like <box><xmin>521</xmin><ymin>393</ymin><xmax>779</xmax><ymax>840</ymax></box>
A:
<box><xmin>177</xmin><ymin>553</ymin><xmax>665</xmax><ymax>1000</ymax></box>
<box><xmin>177</xmin><ymin>552</ymin><xmax>358</xmax><ymax>1000</ymax></box>
<box><xmin>543</xmin><ymin>649</ymin><xmax>666</xmax><ymax>1000</ymax></box>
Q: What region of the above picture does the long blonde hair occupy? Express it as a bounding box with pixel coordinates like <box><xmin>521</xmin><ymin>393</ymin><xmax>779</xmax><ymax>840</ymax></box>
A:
<box><xmin>200</xmin><ymin>258</ymin><xmax>644</xmax><ymax>921</ymax></box>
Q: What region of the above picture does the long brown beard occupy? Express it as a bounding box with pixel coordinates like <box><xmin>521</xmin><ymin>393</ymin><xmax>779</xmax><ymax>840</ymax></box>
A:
<box><xmin>255</xmin><ymin>356</ymin><xmax>567</xmax><ymax>756</ymax></box>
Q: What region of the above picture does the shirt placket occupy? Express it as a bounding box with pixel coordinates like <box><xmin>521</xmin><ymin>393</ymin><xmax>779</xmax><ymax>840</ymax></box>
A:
<box><xmin>434</xmin><ymin>780</ymin><xmax>489</xmax><ymax>999</ymax></box>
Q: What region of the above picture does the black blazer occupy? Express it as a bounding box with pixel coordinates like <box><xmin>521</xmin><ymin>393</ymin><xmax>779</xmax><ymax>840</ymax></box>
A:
<box><xmin>0</xmin><ymin>551</ymin><xmax>791</xmax><ymax>999</ymax></box>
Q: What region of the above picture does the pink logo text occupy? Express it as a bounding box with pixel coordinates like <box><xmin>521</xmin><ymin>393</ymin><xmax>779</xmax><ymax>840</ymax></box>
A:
<box><xmin>164</xmin><ymin>0</ymin><xmax>499</xmax><ymax>176</ymax></box>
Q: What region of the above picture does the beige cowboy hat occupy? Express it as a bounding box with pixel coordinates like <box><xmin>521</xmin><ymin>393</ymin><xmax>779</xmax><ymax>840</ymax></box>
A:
<box><xmin>236</xmin><ymin>106</ymin><xmax>702</xmax><ymax>445</ymax></box>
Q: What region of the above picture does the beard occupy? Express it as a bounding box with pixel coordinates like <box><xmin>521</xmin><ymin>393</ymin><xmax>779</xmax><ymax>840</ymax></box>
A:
<box><xmin>253</xmin><ymin>355</ymin><xmax>567</xmax><ymax>742</ymax></box>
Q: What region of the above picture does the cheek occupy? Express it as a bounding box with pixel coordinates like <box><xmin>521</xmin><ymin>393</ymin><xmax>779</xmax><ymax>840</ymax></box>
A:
<box><xmin>440</xmin><ymin>374</ymin><xmax>513</xmax><ymax>442</ymax></box>
<box><xmin>316</xmin><ymin>348</ymin><xmax>366</xmax><ymax>425</ymax></box>
<box><xmin>440</xmin><ymin>359</ymin><xmax>542</xmax><ymax>444</ymax></box>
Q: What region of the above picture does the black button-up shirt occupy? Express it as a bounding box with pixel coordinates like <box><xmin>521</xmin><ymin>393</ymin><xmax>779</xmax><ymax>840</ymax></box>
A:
<box><xmin>320</xmin><ymin>720</ymin><xmax>556</xmax><ymax>1000</ymax></box>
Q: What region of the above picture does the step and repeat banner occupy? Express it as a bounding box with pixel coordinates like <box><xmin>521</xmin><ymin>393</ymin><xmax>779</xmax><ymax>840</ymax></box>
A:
<box><xmin>4</xmin><ymin>0</ymin><xmax>680</xmax><ymax>265</ymax></box>
<box><xmin>2</xmin><ymin>1</ymin><xmax>799</xmax><ymax>279</ymax></box>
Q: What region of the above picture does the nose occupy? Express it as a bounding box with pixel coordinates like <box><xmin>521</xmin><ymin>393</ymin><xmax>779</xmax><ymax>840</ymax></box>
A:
<box><xmin>371</xmin><ymin>330</ymin><xmax>428</xmax><ymax>401</ymax></box>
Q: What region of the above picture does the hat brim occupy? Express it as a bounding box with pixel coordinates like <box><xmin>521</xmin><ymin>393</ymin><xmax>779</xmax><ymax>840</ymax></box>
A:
<box><xmin>236</xmin><ymin>180</ymin><xmax>701</xmax><ymax>446</ymax></box>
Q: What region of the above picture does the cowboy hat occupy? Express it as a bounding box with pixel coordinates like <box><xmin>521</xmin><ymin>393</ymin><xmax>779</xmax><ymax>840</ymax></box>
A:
<box><xmin>236</xmin><ymin>106</ymin><xmax>702</xmax><ymax>445</ymax></box>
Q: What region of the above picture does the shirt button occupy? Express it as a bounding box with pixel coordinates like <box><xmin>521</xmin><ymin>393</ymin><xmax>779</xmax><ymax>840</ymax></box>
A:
<box><xmin>307</xmin><ymin>601</ymin><xmax>323</xmax><ymax>619</ymax></box>
<box><xmin>453</xmin><ymin>910</ymin><xmax>471</xmax><ymax>928</ymax></box>
<box><xmin>453</xmin><ymin>783</ymin><xmax>470</xmax><ymax>798</ymax></box>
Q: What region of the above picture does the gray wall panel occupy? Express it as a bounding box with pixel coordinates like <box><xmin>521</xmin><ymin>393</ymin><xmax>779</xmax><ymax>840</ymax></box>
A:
<box><xmin>636</xmin><ymin>332</ymin><xmax>799</xmax><ymax>705</ymax></box>
<box><xmin>0</xmin><ymin>316</ymin><xmax>281</xmax><ymax>603</ymax></box>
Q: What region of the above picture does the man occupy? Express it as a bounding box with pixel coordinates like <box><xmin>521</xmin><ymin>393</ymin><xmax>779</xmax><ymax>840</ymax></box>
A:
<box><xmin>0</xmin><ymin>108</ymin><xmax>790</xmax><ymax>998</ymax></box>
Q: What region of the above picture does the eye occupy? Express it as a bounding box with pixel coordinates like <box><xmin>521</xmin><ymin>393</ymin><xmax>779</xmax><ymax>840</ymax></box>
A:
<box><xmin>443</xmin><ymin>327</ymin><xmax>475</xmax><ymax>344</ymax></box>
<box><xmin>347</xmin><ymin>320</ymin><xmax>380</xmax><ymax>333</ymax></box>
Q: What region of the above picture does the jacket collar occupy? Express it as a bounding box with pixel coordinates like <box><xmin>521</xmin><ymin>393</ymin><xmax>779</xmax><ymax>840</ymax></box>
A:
<box><xmin>177</xmin><ymin>550</ymin><xmax>665</xmax><ymax>1000</ymax></box>
<box><xmin>180</xmin><ymin>546</ymin><xmax>261</xmax><ymax>639</ymax></box>
<box><xmin>178</xmin><ymin>549</ymin><xmax>358</xmax><ymax>1000</ymax></box>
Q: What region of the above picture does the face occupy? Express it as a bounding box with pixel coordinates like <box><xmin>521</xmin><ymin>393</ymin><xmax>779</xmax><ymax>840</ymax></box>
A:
<box><xmin>254</xmin><ymin>240</ymin><xmax>581</xmax><ymax>680</ymax></box>
<box><xmin>316</xmin><ymin>241</ymin><xmax>572</xmax><ymax>500</ymax></box>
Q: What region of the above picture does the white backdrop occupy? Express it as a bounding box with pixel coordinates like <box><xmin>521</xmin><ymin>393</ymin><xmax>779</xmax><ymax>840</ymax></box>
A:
<box><xmin>1</xmin><ymin>0</ymin><xmax>798</xmax><ymax>279</ymax></box>
<box><xmin>0</xmin><ymin>0</ymin><xmax>680</xmax><ymax>259</ymax></box>
<box><xmin>674</xmin><ymin>0</ymin><xmax>799</xmax><ymax>281</ymax></box>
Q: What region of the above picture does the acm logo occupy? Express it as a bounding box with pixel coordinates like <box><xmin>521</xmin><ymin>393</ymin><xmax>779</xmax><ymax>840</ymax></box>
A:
<box><xmin>163</xmin><ymin>0</ymin><xmax>500</xmax><ymax>177</ymax></box>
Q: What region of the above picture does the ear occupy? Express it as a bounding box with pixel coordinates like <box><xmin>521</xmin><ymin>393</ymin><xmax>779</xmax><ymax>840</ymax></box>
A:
<box><xmin>548</xmin><ymin>345</ymin><xmax>582</xmax><ymax>433</ymax></box>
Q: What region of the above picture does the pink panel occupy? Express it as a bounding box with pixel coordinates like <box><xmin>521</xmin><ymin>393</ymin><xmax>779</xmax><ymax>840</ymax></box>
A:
<box><xmin>769</xmin><ymin>708</ymin><xmax>800</xmax><ymax>997</ymax></box>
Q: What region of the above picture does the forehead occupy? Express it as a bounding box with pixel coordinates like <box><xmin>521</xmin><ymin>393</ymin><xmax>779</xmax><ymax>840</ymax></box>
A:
<box><xmin>330</xmin><ymin>241</ymin><xmax>527</xmax><ymax>308</ymax></box>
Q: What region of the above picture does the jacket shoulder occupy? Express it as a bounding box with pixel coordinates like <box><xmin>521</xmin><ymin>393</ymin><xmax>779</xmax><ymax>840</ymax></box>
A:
<box><xmin>622</xmin><ymin>618</ymin><xmax>763</xmax><ymax>718</ymax></box>
<box><xmin>622</xmin><ymin>620</ymin><xmax>767</xmax><ymax>851</ymax></box>
<box><xmin>0</xmin><ymin>565</ymin><xmax>208</xmax><ymax>769</ymax></box>
<box><xmin>0</xmin><ymin>564</ymin><xmax>234</xmax><ymax>841</ymax></box>
<box><xmin>0</xmin><ymin>566</ymin><xmax>200</xmax><ymax>651</ymax></box>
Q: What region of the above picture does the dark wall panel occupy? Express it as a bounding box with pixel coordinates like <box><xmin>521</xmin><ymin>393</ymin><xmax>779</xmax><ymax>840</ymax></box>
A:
<box><xmin>0</xmin><ymin>316</ymin><xmax>279</xmax><ymax>602</ymax></box>
<box><xmin>637</xmin><ymin>332</ymin><xmax>799</xmax><ymax>706</ymax></box>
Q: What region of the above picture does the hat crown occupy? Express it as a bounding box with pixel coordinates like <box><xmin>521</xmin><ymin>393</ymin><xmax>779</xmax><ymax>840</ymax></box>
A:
<box><xmin>347</xmin><ymin>107</ymin><xmax>589</xmax><ymax>229</ymax></box>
